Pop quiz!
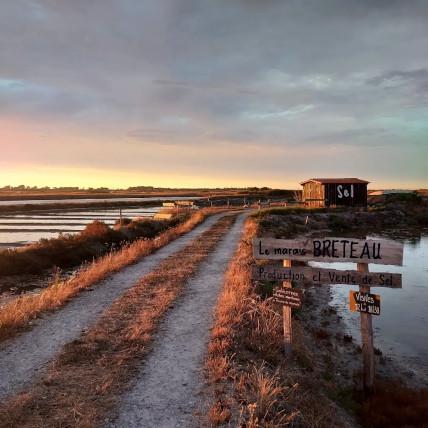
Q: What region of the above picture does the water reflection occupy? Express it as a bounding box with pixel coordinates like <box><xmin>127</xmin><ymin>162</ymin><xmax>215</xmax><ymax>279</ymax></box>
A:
<box><xmin>0</xmin><ymin>196</ymin><xmax>198</xmax><ymax>206</ymax></box>
<box><xmin>0</xmin><ymin>207</ymin><xmax>161</xmax><ymax>248</ymax></box>
<box><xmin>311</xmin><ymin>235</ymin><xmax>428</xmax><ymax>380</ymax></box>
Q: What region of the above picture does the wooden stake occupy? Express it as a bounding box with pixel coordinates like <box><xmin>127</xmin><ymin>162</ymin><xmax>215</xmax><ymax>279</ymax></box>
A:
<box><xmin>358</xmin><ymin>262</ymin><xmax>375</xmax><ymax>395</ymax></box>
<box><xmin>283</xmin><ymin>259</ymin><xmax>293</xmax><ymax>357</ymax></box>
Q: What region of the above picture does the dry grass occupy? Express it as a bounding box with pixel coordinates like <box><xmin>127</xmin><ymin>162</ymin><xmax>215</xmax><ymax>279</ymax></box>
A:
<box><xmin>204</xmin><ymin>217</ymin><xmax>354</xmax><ymax>427</ymax></box>
<box><xmin>0</xmin><ymin>214</ymin><xmax>237</xmax><ymax>428</ymax></box>
<box><xmin>236</xmin><ymin>365</ymin><xmax>300</xmax><ymax>428</ymax></box>
<box><xmin>0</xmin><ymin>209</ymin><xmax>218</xmax><ymax>343</ymax></box>
<box><xmin>205</xmin><ymin>206</ymin><xmax>428</xmax><ymax>428</ymax></box>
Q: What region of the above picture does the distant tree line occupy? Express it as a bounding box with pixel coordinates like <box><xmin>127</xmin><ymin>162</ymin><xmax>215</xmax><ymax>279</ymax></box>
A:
<box><xmin>0</xmin><ymin>185</ymin><xmax>292</xmax><ymax>193</ymax></box>
<box><xmin>1</xmin><ymin>185</ymin><xmax>81</xmax><ymax>191</ymax></box>
<box><xmin>0</xmin><ymin>185</ymin><xmax>109</xmax><ymax>192</ymax></box>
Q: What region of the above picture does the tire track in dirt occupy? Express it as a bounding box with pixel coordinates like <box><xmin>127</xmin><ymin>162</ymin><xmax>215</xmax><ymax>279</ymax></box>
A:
<box><xmin>0</xmin><ymin>213</ymin><xmax>229</xmax><ymax>400</ymax></box>
<box><xmin>109</xmin><ymin>213</ymin><xmax>248</xmax><ymax>428</ymax></box>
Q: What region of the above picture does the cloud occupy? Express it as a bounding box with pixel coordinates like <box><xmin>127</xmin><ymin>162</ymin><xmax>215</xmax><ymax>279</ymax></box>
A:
<box><xmin>244</xmin><ymin>105</ymin><xmax>315</xmax><ymax>120</ymax></box>
<box><xmin>367</xmin><ymin>69</ymin><xmax>428</xmax><ymax>88</ymax></box>
<box><xmin>0</xmin><ymin>0</ymin><xmax>427</xmax><ymax>186</ymax></box>
<box><xmin>305</xmin><ymin>127</ymin><xmax>388</xmax><ymax>145</ymax></box>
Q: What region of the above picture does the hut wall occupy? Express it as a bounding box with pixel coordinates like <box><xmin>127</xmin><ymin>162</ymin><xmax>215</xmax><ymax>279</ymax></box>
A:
<box><xmin>324</xmin><ymin>183</ymin><xmax>367</xmax><ymax>207</ymax></box>
<box><xmin>302</xmin><ymin>182</ymin><xmax>324</xmax><ymax>207</ymax></box>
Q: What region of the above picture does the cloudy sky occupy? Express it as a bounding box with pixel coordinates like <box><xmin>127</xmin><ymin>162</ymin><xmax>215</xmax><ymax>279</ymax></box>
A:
<box><xmin>1</xmin><ymin>0</ymin><xmax>427</xmax><ymax>189</ymax></box>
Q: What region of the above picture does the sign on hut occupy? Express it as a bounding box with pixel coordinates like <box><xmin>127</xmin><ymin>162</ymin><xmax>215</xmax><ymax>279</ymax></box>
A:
<box><xmin>301</xmin><ymin>178</ymin><xmax>369</xmax><ymax>207</ymax></box>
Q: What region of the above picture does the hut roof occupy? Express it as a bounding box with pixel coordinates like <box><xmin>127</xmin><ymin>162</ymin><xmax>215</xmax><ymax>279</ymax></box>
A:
<box><xmin>300</xmin><ymin>178</ymin><xmax>369</xmax><ymax>185</ymax></box>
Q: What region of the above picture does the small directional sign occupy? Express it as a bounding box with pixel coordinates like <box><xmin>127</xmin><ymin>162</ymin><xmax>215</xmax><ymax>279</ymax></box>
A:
<box><xmin>273</xmin><ymin>288</ymin><xmax>302</xmax><ymax>308</ymax></box>
<box><xmin>349</xmin><ymin>290</ymin><xmax>381</xmax><ymax>316</ymax></box>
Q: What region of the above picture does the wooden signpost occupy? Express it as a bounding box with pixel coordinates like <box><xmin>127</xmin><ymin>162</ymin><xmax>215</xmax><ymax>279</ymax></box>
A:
<box><xmin>252</xmin><ymin>236</ymin><xmax>404</xmax><ymax>395</ymax></box>
<box><xmin>282</xmin><ymin>259</ymin><xmax>293</xmax><ymax>356</ymax></box>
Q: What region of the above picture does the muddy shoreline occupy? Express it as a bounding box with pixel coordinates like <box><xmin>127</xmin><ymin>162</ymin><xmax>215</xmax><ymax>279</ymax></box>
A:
<box><xmin>255</xmin><ymin>204</ymin><xmax>428</xmax><ymax>398</ymax></box>
<box><xmin>300</xmin><ymin>283</ymin><xmax>428</xmax><ymax>393</ymax></box>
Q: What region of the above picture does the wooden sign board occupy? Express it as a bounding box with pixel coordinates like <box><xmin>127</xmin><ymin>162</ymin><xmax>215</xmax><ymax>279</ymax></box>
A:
<box><xmin>273</xmin><ymin>288</ymin><xmax>302</xmax><ymax>308</ymax></box>
<box><xmin>349</xmin><ymin>291</ymin><xmax>381</xmax><ymax>315</ymax></box>
<box><xmin>253</xmin><ymin>237</ymin><xmax>403</xmax><ymax>266</ymax></box>
<box><xmin>252</xmin><ymin>265</ymin><xmax>402</xmax><ymax>288</ymax></box>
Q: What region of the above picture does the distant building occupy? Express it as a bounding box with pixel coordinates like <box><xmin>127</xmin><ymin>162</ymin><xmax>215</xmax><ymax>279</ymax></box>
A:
<box><xmin>301</xmin><ymin>178</ymin><xmax>369</xmax><ymax>207</ymax></box>
<box><xmin>368</xmin><ymin>189</ymin><xmax>414</xmax><ymax>196</ymax></box>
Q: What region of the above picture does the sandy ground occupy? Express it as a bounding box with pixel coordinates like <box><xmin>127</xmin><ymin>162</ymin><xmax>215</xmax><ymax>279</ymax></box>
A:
<box><xmin>108</xmin><ymin>213</ymin><xmax>247</xmax><ymax>428</ymax></box>
<box><xmin>0</xmin><ymin>212</ymin><xmax>230</xmax><ymax>400</ymax></box>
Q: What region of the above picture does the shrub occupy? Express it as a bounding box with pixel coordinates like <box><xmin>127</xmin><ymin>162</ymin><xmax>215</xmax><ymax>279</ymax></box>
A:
<box><xmin>0</xmin><ymin>216</ymin><xmax>185</xmax><ymax>276</ymax></box>
<box><xmin>81</xmin><ymin>220</ymin><xmax>111</xmax><ymax>238</ymax></box>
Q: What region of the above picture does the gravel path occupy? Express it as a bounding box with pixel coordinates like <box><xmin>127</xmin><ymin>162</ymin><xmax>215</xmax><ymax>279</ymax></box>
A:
<box><xmin>109</xmin><ymin>213</ymin><xmax>247</xmax><ymax>428</ymax></box>
<box><xmin>0</xmin><ymin>213</ymin><xmax>229</xmax><ymax>400</ymax></box>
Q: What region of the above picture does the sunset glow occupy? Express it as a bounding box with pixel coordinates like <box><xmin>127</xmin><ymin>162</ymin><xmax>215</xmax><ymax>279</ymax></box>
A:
<box><xmin>1</xmin><ymin>1</ymin><xmax>427</xmax><ymax>189</ymax></box>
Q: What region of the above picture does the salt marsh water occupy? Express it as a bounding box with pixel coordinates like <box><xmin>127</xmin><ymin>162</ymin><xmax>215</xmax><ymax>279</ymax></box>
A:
<box><xmin>0</xmin><ymin>207</ymin><xmax>161</xmax><ymax>248</ymax></box>
<box><xmin>0</xmin><ymin>196</ymin><xmax>198</xmax><ymax>206</ymax></box>
<box><xmin>312</xmin><ymin>235</ymin><xmax>428</xmax><ymax>382</ymax></box>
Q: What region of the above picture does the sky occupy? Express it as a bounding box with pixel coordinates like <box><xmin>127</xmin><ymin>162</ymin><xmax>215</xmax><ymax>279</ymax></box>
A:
<box><xmin>1</xmin><ymin>0</ymin><xmax>427</xmax><ymax>189</ymax></box>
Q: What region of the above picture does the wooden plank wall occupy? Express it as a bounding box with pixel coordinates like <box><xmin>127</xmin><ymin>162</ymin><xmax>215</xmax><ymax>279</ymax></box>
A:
<box><xmin>324</xmin><ymin>183</ymin><xmax>367</xmax><ymax>207</ymax></box>
<box><xmin>302</xmin><ymin>182</ymin><xmax>324</xmax><ymax>207</ymax></box>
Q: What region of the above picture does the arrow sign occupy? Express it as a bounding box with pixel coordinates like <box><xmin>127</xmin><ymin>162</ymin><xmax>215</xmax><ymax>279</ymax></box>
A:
<box><xmin>349</xmin><ymin>290</ymin><xmax>381</xmax><ymax>315</ymax></box>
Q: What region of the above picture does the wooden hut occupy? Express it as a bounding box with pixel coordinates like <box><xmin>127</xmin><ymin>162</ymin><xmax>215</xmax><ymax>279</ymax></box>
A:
<box><xmin>300</xmin><ymin>178</ymin><xmax>369</xmax><ymax>207</ymax></box>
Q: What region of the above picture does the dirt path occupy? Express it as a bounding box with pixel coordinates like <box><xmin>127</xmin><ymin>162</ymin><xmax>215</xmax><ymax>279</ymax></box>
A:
<box><xmin>108</xmin><ymin>213</ymin><xmax>247</xmax><ymax>428</ymax></box>
<box><xmin>0</xmin><ymin>213</ymin><xmax>229</xmax><ymax>400</ymax></box>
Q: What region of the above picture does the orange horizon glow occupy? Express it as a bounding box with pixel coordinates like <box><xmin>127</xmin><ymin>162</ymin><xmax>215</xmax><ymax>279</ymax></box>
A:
<box><xmin>1</xmin><ymin>118</ymin><xmax>427</xmax><ymax>191</ymax></box>
<box><xmin>0</xmin><ymin>164</ymin><xmax>426</xmax><ymax>191</ymax></box>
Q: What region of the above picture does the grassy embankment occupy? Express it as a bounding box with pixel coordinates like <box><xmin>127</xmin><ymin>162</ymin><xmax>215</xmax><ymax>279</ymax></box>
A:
<box><xmin>204</xmin><ymin>215</ymin><xmax>348</xmax><ymax>427</ymax></box>
<box><xmin>0</xmin><ymin>209</ymin><xmax>220</xmax><ymax>343</ymax></box>
<box><xmin>0</xmin><ymin>214</ymin><xmax>237</xmax><ymax>428</ymax></box>
<box><xmin>0</xmin><ymin>214</ymin><xmax>187</xmax><ymax>276</ymax></box>
<box><xmin>204</xmin><ymin>199</ymin><xmax>428</xmax><ymax>428</ymax></box>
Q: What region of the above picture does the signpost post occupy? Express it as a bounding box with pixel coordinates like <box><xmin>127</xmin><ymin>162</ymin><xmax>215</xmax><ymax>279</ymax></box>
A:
<box><xmin>252</xmin><ymin>236</ymin><xmax>404</xmax><ymax>396</ymax></box>
<box><xmin>358</xmin><ymin>262</ymin><xmax>375</xmax><ymax>395</ymax></box>
<box><xmin>283</xmin><ymin>259</ymin><xmax>293</xmax><ymax>356</ymax></box>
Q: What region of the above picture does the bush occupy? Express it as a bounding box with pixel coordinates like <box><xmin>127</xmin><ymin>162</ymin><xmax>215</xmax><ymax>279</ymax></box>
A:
<box><xmin>328</xmin><ymin>215</ymin><xmax>349</xmax><ymax>231</ymax></box>
<box><xmin>114</xmin><ymin>218</ymin><xmax>132</xmax><ymax>227</ymax></box>
<box><xmin>0</xmin><ymin>216</ymin><xmax>182</xmax><ymax>276</ymax></box>
<box><xmin>81</xmin><ymin>220</ymin><xmax>111</xmax><ymax>238</ymax></box>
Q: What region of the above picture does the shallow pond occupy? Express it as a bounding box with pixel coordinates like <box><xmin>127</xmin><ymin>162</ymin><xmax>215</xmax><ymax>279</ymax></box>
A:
<box><xmin>0</xmin><ymin>196</ymin><xmax>198</xmax><ymax>206</ymax></box>
<box><xmin>311</xmin><ymin>234</ymin><xmax>428</xmax><ymax>382</ymax></box>
<box><xmin>0</xmin><ymin>207</ymin><xmax>161</xmax><ymax>248</ymax></box>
